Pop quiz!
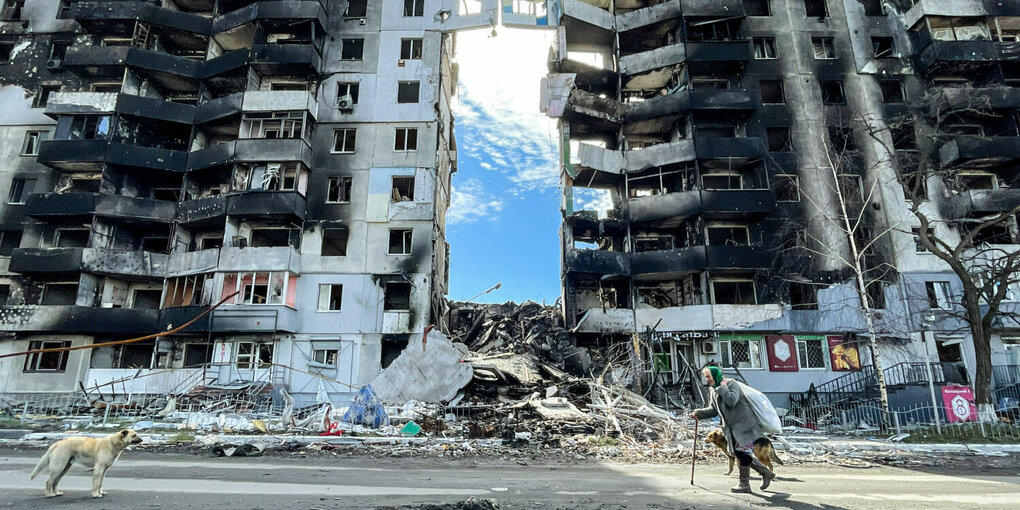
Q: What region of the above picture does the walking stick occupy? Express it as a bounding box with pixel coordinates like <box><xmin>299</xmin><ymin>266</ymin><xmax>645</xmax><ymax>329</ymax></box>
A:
<box><xmin>690</xmin><ymin>418</ymin><xmax>698</xmax><ymax>485</ymax></box>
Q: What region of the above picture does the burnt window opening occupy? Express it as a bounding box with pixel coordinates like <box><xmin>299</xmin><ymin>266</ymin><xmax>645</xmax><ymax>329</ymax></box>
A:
<box><xmin>318</xmin><ymin>283</ymin><xmax>343</xmax><ymax>311</ymax></box>
<box><xmin>753</xmin><ymin>38</ymin><xmax>778</xmax><ymax>59</ymax></box>
<box><xmin>745</xmin><ymin>0</ymin><xmax>771</xmax><ymax>16</ymax></box>
<box><xmin>381</xmin><ymin>336</ymin><xmax>409</xmax><ymax>369</ymax></box>
<box><xmin>707</xmin><ymin>226</ymin><xmax>750</xmax><ymax>246</ymax></box>
<box><xmin>7</xmin><ymin>177</ymin><xmax>35</xmax><ymax>204</ymax></box>
<box><xmin>963</xmin><ymin>222</ymin><xmax>1014</xmax><ymax>245</ymax></box>
<box><xmin>760</xmin><ymin>80</ymin><xmax>785</xmax><ymax>104</ymax></box>
<box><xmin>130</xmin><ymin>289</ymin><xmax>162</xmax><ymax>309</ymax></box>
<box><xmin>67</xmin><ymin>115</ymin><xmax>111</xmax><ymax>140</ymax></box>
<box><xmin>774</xmin><ymin>174</ymin><xmax>800</xmax><ymax>202</ymax></box>
<box><xmin>249</xmin><ymin>228</ymin><xmax>292</xmax><ymax>248</ymax></box>
<box><xmin>152</xmin><ymin>188</ymin><xmax>181</xmax><ymax>202</ymax></box>
<box><xmin>321</xmin><ymin>227</ymin><xmax>349</xmax><ymax>256</ymax></box>
<box><xmin>391</xmin><ymin>176</ymin><xmax>414</xmax><ymax>201</ymax></box>
<box><xmin>697</xmin><ymin>125</ymin><xmax>737</xmax><ymax>137</ymax></box>
<box><xmin>0</xmin><ymin>283</ymin><xmax>9</xmax><ymax>306</ymax></box>
<box><xmin>327</xmin><ymin>176</ymin><xmax>353</xmax><ymax>203</ymax></box>
<box><xmin>184</xmin><ymin>343</ymin><xmax>213</xmax><ymax>367</ymax></box>
<box><xmin>926</xmin><ymin>281</ymin><xmax>953</xmax><ymax>309</ymax></box>
<box><xmin>394</xmin><ymin>128</ymin><xmax>418</xmax><ymax>151</ymax></box>
<box><xmin>891</xmin><ymin>126</ymin><xmax>916</xmax><ymax>150</ymax></box>
<box><xmin>388</xmin><ymin>229</ymin><xmax>413</xmax><ymax>255</ymax></box>
<box><xmin>767</xmin><ymin>127</ymin><xmax>792</xmax><ymax>152</ymax></box>
<box><xmin>332</xmin><ymin>128</ymin><xmax>357</xmax><ymax>153</ymax></box>
<box><xmin>34</xmin><ymin>85</ymin><xmax>61</xmax><ymax>108</ymax></box>
<box><xmin>0</xmin><ymin>230</ymin><xmax>22</xmax><ymax>256</ymax></box>
<box><xmin>780</xmin><ymin>228</ymin><xmax>808</xmax><ymax>252</ymax></box>
<box><xmin>838</xmin><ymin>174</ymin><xmax>863</xmax><ymax>205</ymax></box>
<box><xmin>403</xmin><ymin>0</ymin><xmax>424</xmax><ymax>16</ymax></box>
<box><xmin>900</xmin><ymin>171</ymin><xmax>928</xmax><ymax>200</ymax></box>
<box><xmin>1</xmin><ymin>0</ymin><xmax>24</xmax><ymax>21</ymax></box>
<box><xmin>635</xmin><ymin>281</ymin><xmax>680</xmax><ymax>309</ymax></box>
<box><xmin>341</xmin><ymin>38</ymin><xmax>364</xmax><ymax>60</ymax></box>
<box><xmin>821</xmin><ymin>81</ymin><xmax>846</xmax><ymax>104</ymax></box>
<box><xmin>880</xmin><ymin>79</ymin><xmax>904</xmax><ymax>103</ymax></box>
<box><xmin>49</xmin><ymin>41</ymin><xmax>68</xmax><ymax>61</ymax></box>
<box><xmin>23</xmin><ymin>341</ymin><xmax>71</xmax><ymax>372</ymax></box>
<box><xmin>686</xmin><ymin>18</ymin><xmax>740</xmax><ymax>42</ymax></box>
<box><xmin>400</xmin><ymin>38</ymin><xmax>423</xmax><ymax>59</ymax></box>
<box><xmin>140</xmin><ymin>236</ymin><xmax>169</xmax><ymax>253</ymax></box>
<box><xmin>199</xmin><ymin>235</ymin><xmax>223</xmax><ymax>250</ymax></box>
<box><xmin>828</xmin><ymin>126</ymin><xmax>856</xmax><ymax>152</ymax></box>
<box><xmin>811</xmin><ymin>37</ymin><xmax>836</xmax><ymax>59</ymax></box>
<box><xmin>163</xmin><ymin>273</ymin><xmax>213</xmax><ymax>308</ymax></box>
<box><xmin>344</xmin><ymin>0</ymin><xmax>367</xmax><ymax>17</ymax></box>
<box><xmin>871</xmin><ymin>37</ymin><xmax>894</xmax><ymax>58</ymax></box>
<box><xmin>91</xmin><ymin>82</ymin><xmax>122</xmax><ymax>93</ymax></box>
<box><xmin>236</xmin><ymin>342</ymin><xmax>273</xmax><ymax>369</ymax></box>
<box><xmin>691</xmin><ymin>78</ymin><xmax>730</xmax><ymax>90</ymax></box>
<box><xmin>863</xmin><ymin>281</ymin><xmax>886</xmax><ymax>309</ymax></box>
<box><xmin>397</xmin><ymin>81</ymin><xmax>420</xmax><ymax>103</ymax></box>
<box><xmin>41</xmin><ymin>283</ymin><xmax>78</xmax><ymax>305</ymax></box>
<box><xmin>804</xmin><ymin>0</ymin><xmax>827</xmax><ymax>18</ymax></box>
<box><xmin>711</xmin><ymin>280</ymin><xmax>757</xmax><ymax>305</ymax></box>
<box><xmin>384</xmin><ymin>281</ymin><xmax>412</xmax><ymax>310</ymax></box>
<box><xmin>22</xmin><ymin>131</ymin><xmax>48</xmax><ymax>155</ymax></box>
<box><xmin>0</xmin><ymin>43</ymin><xmax>13</xmax><ymax>63</ymax></box>
<box><xmin>702</xmin><ymin>172</ymin><xmax>746</xmax><ymax>190</ymax></box>
<box><xmin>790</xmin><ymin>282</ymin><xmax>818</xmax><ymax>310</ymax></box>
<box><xmin>55</xmin><ymin>228</ymin><xmax>90</xmax><ymax>248</ymax></box>
<box><xmin>861</xmin><ymin>0</ymin><xmax>884</xmax><ymax>16</ymax></box>
<box><xmin>337</xmin><ymin>82</ymin><xmax>360</xmax><ymax>104</ymax></box>
<box><xmin>634</xmin><ymin>235</ymin><xmax>674</xmax><ymax>252</ymax></box>
<box><xmin>955</xmin><ymin>173</ymin><xmax>997</xmax><ymax>191</ymax></box>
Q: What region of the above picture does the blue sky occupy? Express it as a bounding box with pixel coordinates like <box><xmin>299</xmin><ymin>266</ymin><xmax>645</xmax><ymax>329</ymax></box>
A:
<box><xmin>445</xmin><ymin>28</ymin><xmax>608</xmax><ymax>304</ymax></box>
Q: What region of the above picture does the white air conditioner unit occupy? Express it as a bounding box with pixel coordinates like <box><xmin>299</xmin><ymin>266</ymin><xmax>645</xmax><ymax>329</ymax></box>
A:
<box><xmin>337</xmin><ymin>93</ymin><xmax>354</xmax><ymax>111</ymax></box>
<box><xmin>701</xmin><ymin>342</ymin><xmax>718</xmax><ymax>355</ymax></box>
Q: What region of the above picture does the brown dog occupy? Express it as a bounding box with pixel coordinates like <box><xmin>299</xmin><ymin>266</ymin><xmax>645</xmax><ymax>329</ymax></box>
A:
<box><xmin>31</xmin><ymin>429</ymin><xmax>143</xmax><ymax>498</ymax></box>
<box><xmin>705</xmin><ymin>428</ymin><xmax>783</xmax><ymax>475</ymax></box>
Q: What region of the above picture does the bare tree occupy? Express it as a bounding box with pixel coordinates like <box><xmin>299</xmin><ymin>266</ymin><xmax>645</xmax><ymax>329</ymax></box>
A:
<box><xmin>863</xmin><ymin>90</ymin><xmax>1020</xmax><ymax>420</ymax></box>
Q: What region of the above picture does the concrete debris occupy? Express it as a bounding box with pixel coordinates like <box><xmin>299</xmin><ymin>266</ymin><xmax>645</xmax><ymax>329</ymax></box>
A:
<box><xmin>371</xmin><ymin>328</ymin><xmax>474</xmax><ymax>405</ymax></box>
<box><xmin>210</xmin><ymin>443</ymin><xmax>264</xmax><ymax>457</ymax></box>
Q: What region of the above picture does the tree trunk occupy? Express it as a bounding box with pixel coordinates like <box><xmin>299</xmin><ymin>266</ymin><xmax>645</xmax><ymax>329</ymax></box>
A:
<box><xmin>965</xmin><ymin>299</ymin><xmax>995</xmax><ymax>422</ymax></box>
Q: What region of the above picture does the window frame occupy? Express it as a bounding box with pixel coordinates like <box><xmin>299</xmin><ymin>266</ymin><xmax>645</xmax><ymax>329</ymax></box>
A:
<box><xmin>720</xmin><ymin>338</ymin><xmax>764</xmax><ymax>369</ymax></box>
<box><xmin>23</xmin><ymin>340</ymin><xmax>72</xmax><ymax>373</ymax></box>
<box><xmin>326</xmin><ymin>175</ymin><xmax>353</xmax><ymax>203</ymax></box>
<box><xmin>7</xmin><ymin>177</ymin><xmax>34</xmax><ymax>204</ymax></box>
<box><xmin>321</xmin><ymin>227</ymin><xmax>349</xmax><ymax>256</ymax></box>
<box><xmin>752</xmin><ymin>37</ymin><xmax>778</xmax><ymax>59</ymax></box>
<box><xmin>926</xmin><ymin>281</ymin><xmax>953</xmax><ymax>310</ymax></box>
<box><xmin>337</xmin><ymin>82</ymin><xmax>360</xmax><ymax>104</ymax></box>
<box><xmin>340</xmin><ymin>38</ymin><xmax>365</xmax><ymax>61</ymax></box>
<box><xmin>796</xmin><ymin>337</ymin><xmax>829</xmax><ymax>369</ymax></box>
<box><xmin>332</xmin><ymin>128</ymin><xmax>357</xmax><ymax>153</ymax></box>
<box><xmin>396</xmin><ymin>80</ymin><xmax>420</xmax><ymax>104</ymax></box>
<box><xmin>759</xmin><ymin>79</ymin><xmax>785</xmax><ymax>104</ymax></box>
<box><xmin>394</xmin><ymin>127</ymin><xmax>418</xmax><ymax>151</ymax></box>
<box><xmin>402</xmin><ymin>0</ymin><xmax>424</xmax><ymax>17</ymax></box>
<box><xmin>710</xmin><ymin>279</ymin><xmax>758</xmax><ymax>305</ymax></box>
<box><xmin>812</xmin><ymin>37</ymin><xmax>836</xmax><ymax>59</ymax></box>
<box><xmin>22</xmin><ymin>130</ymin><xmax>48</xmax><ymax>156</ymax></box>
<box><xmin>400</xmin><ymin>38</ymin><xmax>423</xmax><ymax>60</ymax></box>
<box><xmin>774</xmin><ymin>174</ymin><xmax>800</xmax><ymax>202</ymax></box>
<box><xmin>312</xmin><ymin>348</ymin><xmax>339</xmax><ymax>367</ymax></box>
<box><xmin>317</xmin><ymin>283</ymin><xmax>343</xmax><ymax>312</ymax></box>
<box><xmin>388</xmin><ymin>229</ymin><xmax>413</xmax><ymax>255</ymax></box>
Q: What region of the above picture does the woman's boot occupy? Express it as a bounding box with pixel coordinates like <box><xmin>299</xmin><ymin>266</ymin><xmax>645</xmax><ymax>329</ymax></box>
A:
<box><xmin>730</xmin><ymin>464</ymin><xmax>752</xmax><ymax>493</ymax></box>
<box><xmin>750</xmin><ymin>458</ymin><xmax>775</xmax><ymax>490</ymax></box>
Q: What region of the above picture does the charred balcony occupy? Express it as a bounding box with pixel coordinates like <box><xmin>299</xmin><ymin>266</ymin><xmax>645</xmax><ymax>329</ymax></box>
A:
<box><xmin>203</xmin><ymin>44</ymin><xmax>320</xmax><ymax>80</ymax></box>
<box><xmin>46</xmin><ymin>92</ymin><xmax>195</xmax><ymax>126</ymax></box>
<box><xmin>939</xmin><ymin>135</ymin><xmax>1020</xmax><ymax>168</ymax></box>
<box><xmin>159</xmin><ymin>304</ymin><xmax>300</xmax><ymax>335</ymax></box>
<box><xmin>212</xmin><ymin>1</ymin><xmax>327</xmax><ymax>35</ymax></box>
<box><xmin>679</xmin><ymin>0</ymin><xmax>745</xmax><ymax>18</ymax></box>
<box><xmin>37</xmin><ymin>139</ymin><xmax>188</xmax><ymax>172</ymax></box>
<box><xmin>615</xmin><ymin>0</ymin><xmax>684</xmax><ymax>33</ymax></box>
<box><xmin>947</xmin><ymin>188</ymin><xmax>1020</xmax><ymax>217</ymax></box>
<box><xmin>564</xmin><ymin>248</ymin><xmax>630</xmax><ymax>276</ymax></box>
<box><xmin>0</xmin><ymin>305</ymin><xmax>159</xmax><ymax>335</ymax></box>
<box><xmin>10</xmin><ymin>247</ymin><xmax>169</xmax><ymax>280</ymax></box>
<box><xmin>227</xmin><ymin>190</ymin><xmax>306</xmax><ymax>222</ymax></box>
<box><xmin>557</xmin><ymin>0</ymin><xmax>614</xmax><ymax>48</ymax></box>
<box><xmin>62</xmin><ymin>45</ymin><xmax>202</xmax><ymax>93</ymax></box>
<box><xmin>694</xmin><ymin>136</ymin><xmax>765</xmax><ymax>162</ymax></box>
<box><xmin>176</xmin><ymin>195</ymin><xmax>228</xmax><ymax>225</ymax></box>
<box><xmin>24</xmin><ymin>193</ymin><xmax>176</xmax><ymax>223</ymax></box>
<box><xmin>630</xmin><ymin>245</ymin><xmax>769</xmax><ymax>278</ymax></box>
<box><xmin>9</xmin><ymin>248</ymin><xmax>85</xmax><ymax>276</ymax></box>
<box><xmin>684</xmin><ymin>41</ymin><xmax>750</xmax><ymax>73</ymax></box>
<box><xmin>627</xmin><ymin>189</ymin><xmax>773</xmax><ymax>223</ymax></box>
<box><xmin>187</xmin><ymin>138</ymin><xmax>312</xmax><ymax>171</ymax></box>
<box><xmin>71</xmin><ymin>1</ymin><xmax>212</xmax><ymax>47</ymax></box>
<box><xmin>936</xmin><ymin>87</ymin><xmax>1020</xmax><ymax>111</ymax></box>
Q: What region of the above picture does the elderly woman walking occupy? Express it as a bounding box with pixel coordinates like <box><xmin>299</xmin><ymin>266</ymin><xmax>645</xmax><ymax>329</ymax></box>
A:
<box><xmin>690</xmin><ymin>365</ymin><xmax>775</xmax><ymax>493</ymax></box>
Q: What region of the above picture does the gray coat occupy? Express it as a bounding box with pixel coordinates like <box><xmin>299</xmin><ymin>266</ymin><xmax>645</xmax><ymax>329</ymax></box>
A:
<box><xmin>693</xmin><ymin>380</ymin><xmax>763</xmax><ymax>455</ymax></box>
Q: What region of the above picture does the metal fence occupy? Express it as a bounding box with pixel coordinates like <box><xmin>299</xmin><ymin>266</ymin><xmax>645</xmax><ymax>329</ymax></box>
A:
<box><xmin>788</xmin><ymin>400</ymin><xmax>1020</xmax><ymax>441</ymax></box>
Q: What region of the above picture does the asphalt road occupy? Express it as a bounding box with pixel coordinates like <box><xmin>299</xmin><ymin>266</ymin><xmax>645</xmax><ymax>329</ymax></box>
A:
<box><xmin>0</xmin><ymin>451</ymin><xmax>1015</xmax><ymax>509</ymax></box>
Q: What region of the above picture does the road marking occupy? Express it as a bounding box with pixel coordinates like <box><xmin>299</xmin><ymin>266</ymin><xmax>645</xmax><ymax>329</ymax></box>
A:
<box><xmin>795</xmin><ymin>473</ymin><xmax>1015</xmax><ymax>485</ymax></box>
<box><xmin>0</xmin><ymin>457</ymin><xmax>389</xmax><ymax>472</ymax></box>
<box><xmin>792</xmin><ymin>492</ymin><xmax>1020</xmax><ymax>505</ymax></box>
<box><xmin>0</xmin><ymin>472</ymin><xmax>492</xmax><ymax>497</ymax></box>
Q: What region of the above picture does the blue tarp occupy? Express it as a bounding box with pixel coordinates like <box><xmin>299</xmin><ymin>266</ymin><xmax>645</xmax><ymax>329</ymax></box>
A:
<box><xmin>342</xmin><ymin>384</ymin><xmax>390</xmax><ymax>428</ymax></box>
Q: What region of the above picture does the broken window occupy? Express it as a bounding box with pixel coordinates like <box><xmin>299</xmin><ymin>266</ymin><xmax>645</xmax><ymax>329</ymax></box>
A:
<box><xmin>837</xmin><ymin>174</ymin><xmax>863</xmax><ymax>205</ymax></box>
<box><xmin>384</xmin><ymin>281</ymin><xmax>412</xmax><ymax>310</ymax></box>
<box><xmin>54</xmin><ymin>228</ymin><xmax>89</xmax><ymax>248</ymax></box>
<box><xmin>22</xmin><ymin>131</ymin><xmax>48</xmax><ymax>155</ymax></box>
<box><xmin>861</xmin><ymin>0</ymin><xmax>884</xmax><ymax>16</ymax></box>
<box><xmin>880</xmin><ymin>79</ymin><xmax>903</xmax><ymax>103</ymax></box>
<box><xmin>400</xmin><ymin>38</ymin><xmax>423</xmax><ymax>59</ymax></box>
<box><xmin>863</xmin><ymin>281</ymin><xmax>886</xmax><ymax>309</ymax></box>
<box><xmin>634</xmin><ymin>235</ymin><xmax>674</xmax><ymax>252</ymax></box>
<box><xmin>236</xmin><ymin>342</ymin><xmax>273</xmax><ymax>369</ymax></box>
<box><xmin>341</xmin><ymin>38</ymin><xmax>364</xmax><ymax>60</ymax></box>
<box><xmin>223</xmin><ymin>272</ymin><xmax>292</xmax><ymax>305</ymax></box>
<box><xmin>711</xmin><ymin>280</ymin><xmax>757</xmax><ymax>305</ymax></box>
<box><xmin>790</xmin><ymin>282</ymin><xmax>818</xmax><ymax>310</ymax></box>
<box><xmin>926</xmin><ymin>281</ymin><xmax>952</xmax><ymax>309</ymax></box>
<box><xmin>963</xmin><ymin>221</ymin><xmax>1013</xmax><ymax>245</ymax></box>
<box><xmin>702</xmin><ymin>172</ymin><xmax>745</xmax><ymax>190</ymax></box>
<box><xmin>391</xmin><ymin>176</ymin><xmax>414</xmax><ymax>201</ymax></box>
<box><xmin>199</xmin><ymin>235</ymin><xmax>222</xmax><ymax>250</ymax></box>
<box><xmin>141</xmin><ymin>236</ymin><xmax>169</xmax><ymax>253</ymax></box>
<box><xmin>811</xmin><ymin>37</ymin><xmax>835</xmax><ymax>59</ymax></box>
<box><xmin>243</xmin><ymin>274</ymin><xmax>268</xmax><ymax>304</ymax></box>
<box><xmin>403</xmin><ymin>0</ymin><xmax>424</xmax><ymax>17</ymax></box>
<box><xmin>691</xmin><ymin>78</ymin><xmax>730</xmax><ymax>90</ymax></box>
<box><xmin>828</xmin><ymin>126</ymin><xmax>856</xmax><ymax>152</ymax></box>
<box><xmin>312</xmin><ymin>348</ymin><xmax>339</xmax><ymax>366</ymax></box>
<box><xmin>0</xmin><ymin>43</ymin><xmax>13</xmax><ymax>64</ymax></box>
<box><xmin>955</xmin><ymin>172</ymin><xmax>996</xmax><ymax>191</ymax></box>
<box><xmin>0</xmin><ymin>230</ymin><xmax>21</xmax><ymax>256</ymax></box>
<box><xmin>240</xmin><ymin>112</ymin><xmax>305</xmax><ymax>139</ymax></box>
<box><xmin>635</xmin><ymin>281</ymin><xmax>680</xmax><ymax>309</ymax></box>
<box><xmin>766</xmin><ymin>127</ymin><xmax>791</xmax><ymax>152</ymax></box>
<box><xmin>23</xmin><ymin>340</ymin><xmax>71</xmax><ymax>372</ymax></box>
<box><xmin>67</xmin><ymin>115</ymin><xmax>110</xmax><ymax>140</ymax></box>
<box><xmin>318</xmin><ymin>283</ymin><xmax>343</xmax><ymax>311</ymax></box>
<box><xmin>686</xmin><ymin>18</ymin><xmax>739</xmax><ymax>41</ymax></box>
<box><xmin>1</xmin><ymin>0</ymin><xmax>24</xmax><ymax>21</ymax></box>
<box><xmin>388</xmin><ymin>229</ymin><xmax>413</xmax><ymax>255</ymax></box>
<box><xmin>753</xmin><ymin>38</ymin><xmax>778</xmax><ymax>59</ymax></box>
<box><xmin>321</xmin><ymin>227</ymin><xmax>349</xmax><ymax>256</ymax></box>
<box><xmin>382</xmin><ymin>335</ymin><xmax>409</xmax><ymax>368</ymax></box>
<box><xmin>184</xmin><ymin>343</ymin><xmax>213</xmax><ymax>366</ymax></box>
<box><xmin>720</xmin><ymin>338</ymin><xmax>762</xmax><ymax>368</ymax></box>
<box><xmin>871</xmin><ymin>37</ymin><xmax>894</xmax><ymax>58</ymax></box>
<box><xmin>397</xmin><ymin>81</ymin><xmax>420</xmax><ymax>103</ymax></box>
<box><xmin>891</xmin><ymin>126</ymin><xmax>916</xmax><ymax>151</ymax></box>
<box><xmin>344</xmin><ymin>0</ymin><xmax>367</xmax><ymax>17</ymax></box>
<box><xmin>130</xmin><ymin>289</ymin><xmax>162</xmax><ymax>309</ymax></box>
<box><xmin>928</xmin><ymin>16</ymin><xmax>991</xmax><ymax>42</ymax></box>
<box><xmin>249</xmin><ymin>228</ymin><xmax>291</xmax><ymax>247</ymax></box>
<box><xmin>33</xmin><ymin>85</ymin><xmax>60</xmax><ymax>108</ymax></box>
<box><xmin>746</xmin><ymin>0</ymin><xmax>771</xmax><ymax>16</ymax></box>
<box><xmin>163</xmin><ymin>274</ymin><xmax>213</xmax><ymax>307</ymax></box>
<box><xmin>42</xmin><ymin>283</ymin><xmax>77</xmax><ymax>305</ymax></box>
<box><xmin>269</xmin><ymin>81</ymin><xmax>308</xmax><ymax>91</ymax></box>
<box><xmin>803</xmin><ymin>0</ymin><xmax>827</xmax><ymax>17</ymax></box>
<box><xmin>327</xmin><ymin>176</ymin><xmax>353</xmax><ymax>202</ymax></box>
<box><xmin>900</xmin><ymin>170</ymin><xmax>927</xmax><ymax>200</ymax></box>
<box><xmin>821</xmin><ymin>81</ymin><xmax>845</xmax><ymax>104</ymax></box>
<box><xmin>759</xmin><ymin>80</ymin><xmax>785</xmax><ymax>104</ymax></box>
<box><xmin>774</xmin><ymin>174</ymin><xmax>799</xmax><ymax>202</ymax></box>
<box><xmin>332</xmin><ymin>128</ymin><xmax>357</xmax><ymax>153</ymax></box>
<box><xmin>7</xmin><ymin>178</ymin><xmax>35</xmax><ymax>204</ymax></box>
<box><xmin>797</xmin><ymin>338</ymin><xmax>827</xmax><ymax>368</ymax></box>
<box><xmin>707</xmin><ymin>225</ymin><xmax>750</xmax><ymax>246</ymax></box>
<box><xmin>394</xmin><ymin>127</ymin><xmax>418</xmax><ymax>151</ymax></box>
<box><xmin>337</xmin><ymin>82</ymin><xmax>360</xmax><ymax>105</ymax></box>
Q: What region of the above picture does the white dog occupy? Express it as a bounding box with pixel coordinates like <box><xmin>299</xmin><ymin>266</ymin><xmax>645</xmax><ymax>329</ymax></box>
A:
<box><xmin>31</xmin><ymin>429</ymin><xmax>143</xmax><ymax>498</ymax></box>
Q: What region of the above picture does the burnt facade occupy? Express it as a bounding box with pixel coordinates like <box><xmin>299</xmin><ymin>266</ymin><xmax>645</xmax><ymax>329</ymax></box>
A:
<box><xmin>0</xmin><ymin>0</ymin><xmax>500</xmax><ymax>404</ymax></box>
<box><xmin>544</xmin><ymin>0</ymin><xmax>1020</xmax><ymax>404</ymax></box>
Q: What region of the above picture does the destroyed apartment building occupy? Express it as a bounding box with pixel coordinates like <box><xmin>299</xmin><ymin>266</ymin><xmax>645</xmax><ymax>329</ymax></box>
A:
<box><xmin>542</xmin><ymin>0</ymin><xmax>1020</xmax><ymax>408</ymax></box>
<box><xmin>0</xmin><ymin>0</ymin><xmax>520</xmax><ymax>407</ymax></box>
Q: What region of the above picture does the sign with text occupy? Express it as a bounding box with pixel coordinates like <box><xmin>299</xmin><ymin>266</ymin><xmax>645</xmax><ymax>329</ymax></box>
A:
<box><xmin>765</xmin><ymin>335</ymin><xmax>798</xmax><ymax>372</ymax></box>
<box><xmin>941</xmin><ymin>386</ymin><xmax>977</xmax><ymax>423</ymax></box>
<box><xmin>827</xmin><ymin>335</ymin><xmax>861</xmax><ymax>371</ymax></box>
<box><xmin>652</xmin><ymin>331</ymin><xmax>716</xmax><ymax>343</ymax></box>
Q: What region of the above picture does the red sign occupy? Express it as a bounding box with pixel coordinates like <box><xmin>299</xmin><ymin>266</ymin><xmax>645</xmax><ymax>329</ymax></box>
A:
<box><xmin>827</xmin><ymin>335</ymin><xmax>861</xmax><ymax>371</ymax></box>
<box><xmin>941</xmin><ymin>386</ymin><xmax>977</xmax><ymax>423</ymax></box>
<box><xmin>765</xmin><ymin>335</ymin><xmax>798</xmax><ymax>371</ymax></box>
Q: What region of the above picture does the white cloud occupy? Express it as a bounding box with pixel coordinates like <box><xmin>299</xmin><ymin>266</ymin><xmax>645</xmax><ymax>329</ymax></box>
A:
<box><xmin>448</xmin><ymin>178</ymin><xmax>505</xmax><ymax>225</ymax></box>
<box><xmin>573</xmin><ymin>188</ymin><xmax>615</xmax><ymax>218</ymax></box>
<box><xmin>452</xmin><ymin>28</ymin><xmax>559</xmax><ymax>191</ymax></box>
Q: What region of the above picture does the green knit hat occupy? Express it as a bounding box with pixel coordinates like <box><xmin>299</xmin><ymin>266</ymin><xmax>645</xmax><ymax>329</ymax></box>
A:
<box><xmin>705</xmin><ymin>366</ymin><xmax>723</xmax><ymax>387</ymax></box>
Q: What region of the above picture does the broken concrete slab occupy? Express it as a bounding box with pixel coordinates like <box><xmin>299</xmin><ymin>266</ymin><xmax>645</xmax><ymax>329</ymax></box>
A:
<box><xmin>371</xmin><ymin>328</ymin><xmax>473</xmax><ymax>405</ymax></box>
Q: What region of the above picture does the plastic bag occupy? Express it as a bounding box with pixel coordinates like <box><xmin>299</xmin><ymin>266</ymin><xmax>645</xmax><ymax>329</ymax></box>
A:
<box><xmin>342</xmin><ymin>384</ymin><xmax>390</xmax><ymax>429</ymax></box>
<box><xmin>735</xmin><ymin>381</ymin><xmax>782</xmax><ymax>434</ymax></box>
